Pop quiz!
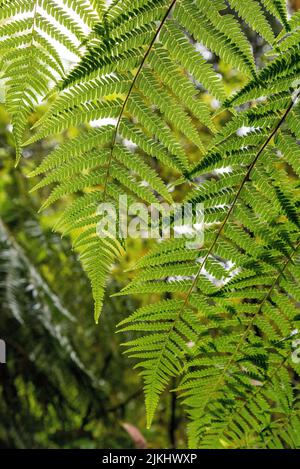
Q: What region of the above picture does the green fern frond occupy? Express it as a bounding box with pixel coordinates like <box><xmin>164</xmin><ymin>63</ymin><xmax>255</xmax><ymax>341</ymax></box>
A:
<box><xmin>2</xmin><ymin>0</ymin><xmax>300</xmax><ymax>447</ymax></box>
<box><xmin>180</xmin><ymin>239</ymin><xmax>300</xmax><ymax>447</ymax></box>
<box><xmin>25</xmin><ymin>0</ymin><xmax>271</xmax><ymax>326</ymax></box>
<box><xmin>118</xmin><ymin>43</ymin><xmax>300</xmax><ymax>431</ymax></box>
<box><xmin>0</xmin><ymin>0</ymin><xmax>102</xmax><ymax>161</ymax></box>
<box><xmin>227</xmin><ymin>0</ymin><xmax>275</xmax><ymax>44</ymax></box>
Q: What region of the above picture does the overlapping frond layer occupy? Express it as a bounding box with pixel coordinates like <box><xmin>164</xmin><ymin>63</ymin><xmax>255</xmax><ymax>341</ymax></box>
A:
<box><xmin>180</xmin><ymin>240</ymin><xmax>300</xmax><ymax>448</ymax></box>
<box><xmin>27</xmin><ymin>0</ymin><xmax>287</xmax><ymax>323</ymax></box>
<box><xmin>118</xmin><ymin>33</ymin><xmax>300</xmax><ymax>436</ymax></box>
<box><xmin>0</xmin><ymin>217</ymin><xmax>102</xmax><ymax>430</ymax></box>
<box><xmin>28</xmin><ymin>0</ymin><xmax>259</xmax><ymax>321</ymax></box>
<box><xmin>28</xmin><ymin>121</ymin><xmax>175</xmax><ymax>321</ymax></box>
<box><xmin>3</xmin><ymin>0</ymin><xmax>299</xmax><ymax>447</ymax></box>
<box><xmin>0</xmin><ymin>0</ymin><xmax>103</xmax><ymax>161</ymax></box>
<box><xmin>63</xmin><ymin>0</ymin><xmax>291</xmax><ymax>88</ymax></box>
<box><xmin>183</xmin><ymin>355</ymin><xmax>300</xmax><ymax>448</ymax></box>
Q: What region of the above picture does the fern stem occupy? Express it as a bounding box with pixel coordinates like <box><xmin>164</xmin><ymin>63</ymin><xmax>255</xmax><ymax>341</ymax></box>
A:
<box><xmin>102</xmin><ymin>0</ymin><xmax>178</xmax><ymax>200</ymax></box>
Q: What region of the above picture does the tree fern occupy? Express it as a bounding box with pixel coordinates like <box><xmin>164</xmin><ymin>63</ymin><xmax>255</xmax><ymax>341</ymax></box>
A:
<box><xmin>1</xmin><ymin>0</ymin><xmax>300</xmax><ymax>449</ymax></box>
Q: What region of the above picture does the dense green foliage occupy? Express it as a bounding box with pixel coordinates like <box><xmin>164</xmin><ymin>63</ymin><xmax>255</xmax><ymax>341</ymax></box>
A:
<box><xmin>1</xmin><ymin>0</ymin><xmax>300</xmax><ymax>449</ymax></box>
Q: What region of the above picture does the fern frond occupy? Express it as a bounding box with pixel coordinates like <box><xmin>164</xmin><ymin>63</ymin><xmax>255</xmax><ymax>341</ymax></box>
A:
<box><xmin>119</xmin><ymin>59</ymin><xmax>300</xmax><ymax>430</ymax></box>
<box><xmin>227</xmin><ymin>0</ymin><xmax>275</xmax><ymax>44</ymax></box>
<box><xmin>3</xmin><ymin>1</ymin><xmax>299</xmax><ymax>444</ymax></box>
<box><xmin>180</xmin><ymin>240</ymin><xmax>300</xmax><ymax>448</ymax></box>
<box><xmin>261</xmin><ymin>0</ymin><xmax>290</xmax><ymax>31</ymax></box>
<box><xmin>0</xmin><ymin>0</ymin><xmax>102</xmax><ymax>161</ymax></box>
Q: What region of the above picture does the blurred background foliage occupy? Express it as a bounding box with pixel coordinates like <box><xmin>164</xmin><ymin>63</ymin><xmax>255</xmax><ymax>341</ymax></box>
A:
<box><xmin>0</xmin><ymin>0</ymin><xmax>299</xmax><ymax>449</ymax></box>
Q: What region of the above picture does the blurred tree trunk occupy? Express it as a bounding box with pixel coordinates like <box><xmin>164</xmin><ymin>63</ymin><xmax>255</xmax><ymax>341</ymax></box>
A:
<box><xmin>291</xmin><ymin>0</ymin><xmax>300</xmax><ymax>10</ymax></box>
